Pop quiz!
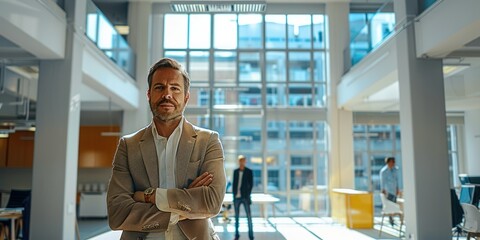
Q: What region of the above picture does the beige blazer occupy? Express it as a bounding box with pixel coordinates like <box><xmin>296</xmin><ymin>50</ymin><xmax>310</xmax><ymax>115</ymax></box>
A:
<box><xmin>107</xmin><ymin>120</ymin><xmax>226</xmax><ymax>240</ymax></box>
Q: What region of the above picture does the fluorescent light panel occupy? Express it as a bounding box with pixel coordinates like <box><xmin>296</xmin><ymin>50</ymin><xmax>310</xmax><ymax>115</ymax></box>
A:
<box><xmin>443</xmin><ymin>64</ymin><xmax>470</xmax><ymax>77</ymax></box>
<box><xmin>171</xmin><ymin>1</ymin><xmax>266</xmax><ymax>12</ymax></box>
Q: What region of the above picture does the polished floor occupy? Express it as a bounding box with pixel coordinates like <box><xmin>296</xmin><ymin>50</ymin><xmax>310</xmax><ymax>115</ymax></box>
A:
<box><xmin>79</xmin><ymin>216</ymin><xmax>406</xmax><ymax>240</ymax></box>
<box><xmin>78</xmin><ymin>215</ymin><xmax>472</xmax><ymax>240</ymax></box>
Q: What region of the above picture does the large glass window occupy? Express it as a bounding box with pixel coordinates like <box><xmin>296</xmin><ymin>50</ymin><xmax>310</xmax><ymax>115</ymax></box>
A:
<box><xmin>163</xmin><ymin>12</ymin><xmax>327</xmax><ymax>217</ymax></box>
<box><xmin>354</xmin><ymin>123</ymin><xmax>461</xmax><ymax>214</ymax></box>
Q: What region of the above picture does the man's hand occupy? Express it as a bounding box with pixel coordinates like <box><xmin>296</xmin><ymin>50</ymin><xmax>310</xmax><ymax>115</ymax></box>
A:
<box><xmin>133</xmin><ymin>191</ymin><xmax>145</xmax><ymax>202</ymax></box>
<box><xmin>132</xmin><ymin>172</ymin><xmax>214</xmax><ymax>203</ymax></box>
<box><xmin>188</xmin><ymin>172</ymin><xmax>214</xmax><ymax>188</ymax></box>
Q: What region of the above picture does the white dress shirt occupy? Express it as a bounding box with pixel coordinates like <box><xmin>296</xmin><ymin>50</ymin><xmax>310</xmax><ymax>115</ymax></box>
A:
<box><xmin>147</xmin><ymin>118</ymin><xmax>185</xmax><ymax>240</ymax></box>
<box><xmin>236</xmin><ymin>170</ymin><xmax>244</xmax><ymax>198</ymax></box>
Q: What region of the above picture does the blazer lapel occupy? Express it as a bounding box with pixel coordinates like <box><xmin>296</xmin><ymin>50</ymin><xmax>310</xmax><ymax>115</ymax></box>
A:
<box><xmin>139</xmin><ymin>124</ymin><xmax>159</xmax><ymax>187</ymax></box>
<box><xmin>176</xmin><ymin>120</ymin><xmax>197</xmax><ymax>187</ymax></box>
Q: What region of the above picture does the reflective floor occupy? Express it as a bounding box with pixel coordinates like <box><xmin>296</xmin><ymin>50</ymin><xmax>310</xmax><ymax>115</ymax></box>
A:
<box><xmin>80</xmin><ymin>216</ymin><xmax>406</xmax><ymax>240</ymax></box>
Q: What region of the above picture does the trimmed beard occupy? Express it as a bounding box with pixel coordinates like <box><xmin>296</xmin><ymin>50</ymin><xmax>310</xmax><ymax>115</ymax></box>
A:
<box><xmin>149</xmin><ymin>99</ymin><xmax>183</xmax><ymax>122</ymax></box>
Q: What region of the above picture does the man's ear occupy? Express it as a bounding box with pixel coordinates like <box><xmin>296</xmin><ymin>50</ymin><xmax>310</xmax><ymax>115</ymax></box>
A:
<box><xmin>146</xmin><ymin>89</ymin><xmax>151</xmax><ymax>101</ymax></box>
<box><xmin>185</xmin><ymin>91</ymin><xmax>190</xmax><ymax>104</ymax></box>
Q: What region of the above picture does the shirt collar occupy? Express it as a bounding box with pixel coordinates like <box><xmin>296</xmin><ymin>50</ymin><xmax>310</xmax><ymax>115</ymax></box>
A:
<box><xmin>151</xmin><ymin>117</ymin><xmax>184</xmax><ymax>141</ymax></box>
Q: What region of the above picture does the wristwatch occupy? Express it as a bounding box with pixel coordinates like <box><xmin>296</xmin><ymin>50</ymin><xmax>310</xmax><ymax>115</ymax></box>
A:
<box><xmin>144</xmin><ymin>187</ymin><xmax>155</xmax><ymax>203</ymax></box>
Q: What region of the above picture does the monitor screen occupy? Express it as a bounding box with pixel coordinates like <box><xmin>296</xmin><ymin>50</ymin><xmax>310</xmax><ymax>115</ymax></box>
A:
<box><xmin>469</xmin><ymin>176</ymin><xmax>480</xmax><ymax>185</ymax></box>
<box><xmin>459</xmin><ymin>185</ymin><xmax>475</xmax><ymax>204</ymax></box>
<box><xmin>459</xmin><ymin>174</ymin><xmax>470</xmax><ymax>184</ymax></box>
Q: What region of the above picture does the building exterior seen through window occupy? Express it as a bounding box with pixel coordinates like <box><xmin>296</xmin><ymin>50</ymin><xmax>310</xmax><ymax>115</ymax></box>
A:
<box><xmin>353</xmin><ymin>124</ymin><xmax>461</xmax><ymax>213</ymax></box>
<box><xmin>163</xmin><ymin>13</ymin><xmax>328</xmax><ymax>216</ymax></box>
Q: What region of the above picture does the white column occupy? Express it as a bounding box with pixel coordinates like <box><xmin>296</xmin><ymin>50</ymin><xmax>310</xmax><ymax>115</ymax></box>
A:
<box><xmin>464</xmin><ymin>109</ymin><xmax>480</xmax><ymax>174</ymax></box>
<box><xmin>326</xmin><ymin>3</ymin><xmax>354</xmax><ymax>190</ymax></box>
<box><xmin>30</xmin><ymin>1</ymin><xmax>86</xmax><ymax>238</ymax></box>
<box><xmin>395</xmin><ymin>1</ymin><xmax>452</xmax><ymax>239</ymax></box>
<box><xmin>122</xmin><ymin>2</ymin><xmax>152</xmax><ymax>134</ymax></box>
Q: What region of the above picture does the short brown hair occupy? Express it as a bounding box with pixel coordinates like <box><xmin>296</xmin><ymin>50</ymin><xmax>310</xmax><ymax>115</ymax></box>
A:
<box><xmin>147</xmin><ymin>58</ymin><xmax>190</xmax><ymax>94</ymax></box>
<box><xmin>385</xmin><ymin>157</ymin><xmax>395</xmax><ymax>164</ymax></box>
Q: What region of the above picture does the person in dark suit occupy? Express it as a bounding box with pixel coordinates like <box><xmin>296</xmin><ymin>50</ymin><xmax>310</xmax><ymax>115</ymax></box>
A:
<box><xmin>233</xmin><ymin>155</ymin><xmax>254</xmax><ymax>240</ymax></box>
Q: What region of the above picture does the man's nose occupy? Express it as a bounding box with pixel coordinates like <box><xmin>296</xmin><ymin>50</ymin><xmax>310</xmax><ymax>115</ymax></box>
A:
<box><xmin>162</xmin><ymin>89</ymin><xmax>173</xmax><ymax>99</ymax></box>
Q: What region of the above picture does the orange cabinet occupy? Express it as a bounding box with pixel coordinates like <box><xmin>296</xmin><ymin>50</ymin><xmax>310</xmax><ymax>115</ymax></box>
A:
<box><xmin>78</xmin><ymin>126</ymin><xmax>120</xmax><ymax>168</ymax></box>
<box><xmin>6</xmin><ymin>131</ymin><xmax>35</xmax><ymax>168</ymax></box>
<box><xmin>0</xmin><ymin>138</ymin><xmax>8</xmax><ymax>167</ymax></box>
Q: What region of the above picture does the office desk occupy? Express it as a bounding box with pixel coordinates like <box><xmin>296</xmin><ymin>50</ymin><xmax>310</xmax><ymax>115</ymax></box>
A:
<box><xmin>223</xmin><ymin>193</ymin><xmax>279</xmax><ymax>219</ymax></box>
<box><xmin>0</xmin><ymin>208</ymin><xmax>23</xmax><ymax>240</ymax></box>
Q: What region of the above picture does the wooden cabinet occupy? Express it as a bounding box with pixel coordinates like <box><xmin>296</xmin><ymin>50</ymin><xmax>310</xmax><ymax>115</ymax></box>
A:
<box><xmin>0</xmin><ymin>138</ymin><xmax>8</xmax><ymax>167</ymax></box>
<box><xmin>0</xmin><ymin>127</ymin><xmax>119</xmax><ymax>168</ymax></box>
<box><xmin>6</xmin><ymin>131</ymin><xmax>35</xmax><ymax>168</ymax></box>
<box><xmin>78</xmin><ymin>126</ymin><xmax>120</xmax><ymax>168</ymax></box>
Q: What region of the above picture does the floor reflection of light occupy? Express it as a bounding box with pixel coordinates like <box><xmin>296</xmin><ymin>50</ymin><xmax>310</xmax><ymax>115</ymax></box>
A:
<box><xmin>268</xmin><ymin>217</ymin><xmax>296</xmax><ymax>224</ymax></box>
<box><xmin>215</xmin><ymin>217</ymin><xmax>276</xmax><ymax>233</ymax></box>
<box><xmin>305</xmin><ymin>224</ymin><xmax>374</xmax><ymax>240</ymax></box>
<box><xmin>275</xmin><ymin>224</ymin><xmax>320</xmax><ymax>240</ymax></box>
<box><xmin>292</xmin><ymin>217</ymin><xmax>325</xmax><ymax>224</ymax></box>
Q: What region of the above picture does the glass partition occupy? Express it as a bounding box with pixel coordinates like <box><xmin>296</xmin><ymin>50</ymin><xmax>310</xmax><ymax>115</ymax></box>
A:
<box><xmin>349</xmin><ymin>1</ymin><xmax>395</xmax><ymax>67</ymax></box>
<box><xmin>419</xmin><ymin>0</ymin><xmax>438</xmax><ymax>13</ymax></box>
<box><xmin>86</xmin><ymin>0</ymin><xmax>135</xmax><ymax>77</ymax></box>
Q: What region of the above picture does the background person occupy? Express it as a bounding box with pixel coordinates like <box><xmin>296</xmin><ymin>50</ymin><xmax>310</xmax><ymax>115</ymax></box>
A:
<box><xmin>379</xmin><ymin>156</ymin><xmax>401</xmax><ymax>226</ymax></box>
<box><xmin>233</xmin><ymin>155</ymin><xmax>254</xmax><ymax>240</ymax></box>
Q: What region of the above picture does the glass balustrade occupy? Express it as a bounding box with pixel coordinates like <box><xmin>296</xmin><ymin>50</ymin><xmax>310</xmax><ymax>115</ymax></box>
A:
<box><xmin>349</xmin><ymin>1</ymin><xmax>395</xmax><ymax>67</ymax></box>
<box><xmin>85</xmin><ymin>0</ymin><xmax>135</xmax><ymax>78</ymax></box>
<box><xmin>420</xmin><ymin>0</ymin><xmax>438</xmax><ymax>13</ymax></box>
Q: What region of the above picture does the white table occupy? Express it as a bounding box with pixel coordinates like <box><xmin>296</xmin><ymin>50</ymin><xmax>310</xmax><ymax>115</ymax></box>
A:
<box><xmin>223</xmin><ymin>193</ymin><xmax>279</xmax><ymax>219</ymax></box>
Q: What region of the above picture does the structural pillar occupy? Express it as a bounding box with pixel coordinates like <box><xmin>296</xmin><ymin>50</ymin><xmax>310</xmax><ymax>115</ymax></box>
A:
<box><xmin>464</xmin><ymin>109</ymin><xmax>480</xmax><ymax>174</ymax></box>
<box><xmin>395</xmin><ymin>0</ymin><xmax>452</xmax><ymax>239</ymax></box>
<box><xmin>326</xmin><ymin>3</ymin><xmax>355</xmax><ymax>190</ymax></box>
<box><xmin>122</xmin><ymin>2</ymin><xmax>152</xmax><ymax>134</ymax></box>
<box><xmin>30</xmin><ymin>0</ymin><xmax>86</xmax><ymax>238</ymax></box>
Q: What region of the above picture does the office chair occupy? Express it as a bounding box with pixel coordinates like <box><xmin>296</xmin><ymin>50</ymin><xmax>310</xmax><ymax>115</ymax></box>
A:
<box><xmin>379</xmin><ymin>193</ymin><xmax>403</xmax><ymax>238</ymax></box>
<box><xmin>451</xmin><ymin>188</ymin><xmax>465</xmax><ymax>239</ymax></box>
<box><xmin>2</xmin><ymin>189</ymin><xmax>31</xmax><ymax>239</ymax></box>
<box><xmin>461</xmin><ymin>203</ymin><xmax>480</xmax><ymax>240</ymax></box>
<box><xmin>6</xmin><ymin>189</ymin><xmax>31</xmax><ymax>208</ymax></box>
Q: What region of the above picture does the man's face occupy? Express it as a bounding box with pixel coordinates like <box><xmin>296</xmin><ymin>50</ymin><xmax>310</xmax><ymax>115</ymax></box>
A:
<box><xmin>239</xmin><ymin>158</ymin><xmax>246</xmax><ymax>168</ymax></box>
<box><xmin>147</xmin><ymin>68</ymin><xmax>189</xmax><ymax>122</ymax></box>
<box><xmin>387</xmin><ymin>160</ymin><xmax>395</xmax><ymax>169</ymax></box>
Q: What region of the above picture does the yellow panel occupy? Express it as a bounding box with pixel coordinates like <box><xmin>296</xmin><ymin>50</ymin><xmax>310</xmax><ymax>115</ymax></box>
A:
<box><xmin>330</xmin><ymin>189</ymin><xmax>373</xmax><ymax>229</ymax></box>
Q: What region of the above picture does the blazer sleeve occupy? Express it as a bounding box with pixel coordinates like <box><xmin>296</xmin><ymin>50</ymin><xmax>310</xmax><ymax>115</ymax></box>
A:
<box><xmin>159</xmin><ymin>131</ymin><xmax>226</xmax><ymax>219</ymax></box>
<box><xmin>247</xmin><ymin>169</ymin><xmax>254</xmax><ymax>196</ymax></box>
<box><xmin>106</xmin><ymin>138</ymin><xmax>171</xmax><ymax>232</ymax></box>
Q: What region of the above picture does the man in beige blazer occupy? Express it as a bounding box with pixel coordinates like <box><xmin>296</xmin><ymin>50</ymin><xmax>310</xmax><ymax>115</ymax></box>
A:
<box><xmin>107</xmin><ymin>58</ymin><xmax>226</xmax><ymax>240</ymax></box>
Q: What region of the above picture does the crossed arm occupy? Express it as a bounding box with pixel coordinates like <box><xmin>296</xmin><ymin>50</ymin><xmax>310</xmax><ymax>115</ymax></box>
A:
<box><xmin>107</xmin><ymin>133</ymin><xmax>226</xmax><ymax>232</ymax></box>
<box><xmin>133</xmin><ymin>172</ymin><xmax>214</xmax><ymax>203</ymax></box>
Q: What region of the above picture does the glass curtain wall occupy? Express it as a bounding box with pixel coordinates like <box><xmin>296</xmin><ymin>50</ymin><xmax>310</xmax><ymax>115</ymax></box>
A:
<box><xmin>353</xmin><ymin>123</ymin><xmax>461</xmax><ymax>213</ymax></box>
<box><xmin>162</xmin><ymin>12</ymin><xmax>328</xmax><ymax>216</ymax></box>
